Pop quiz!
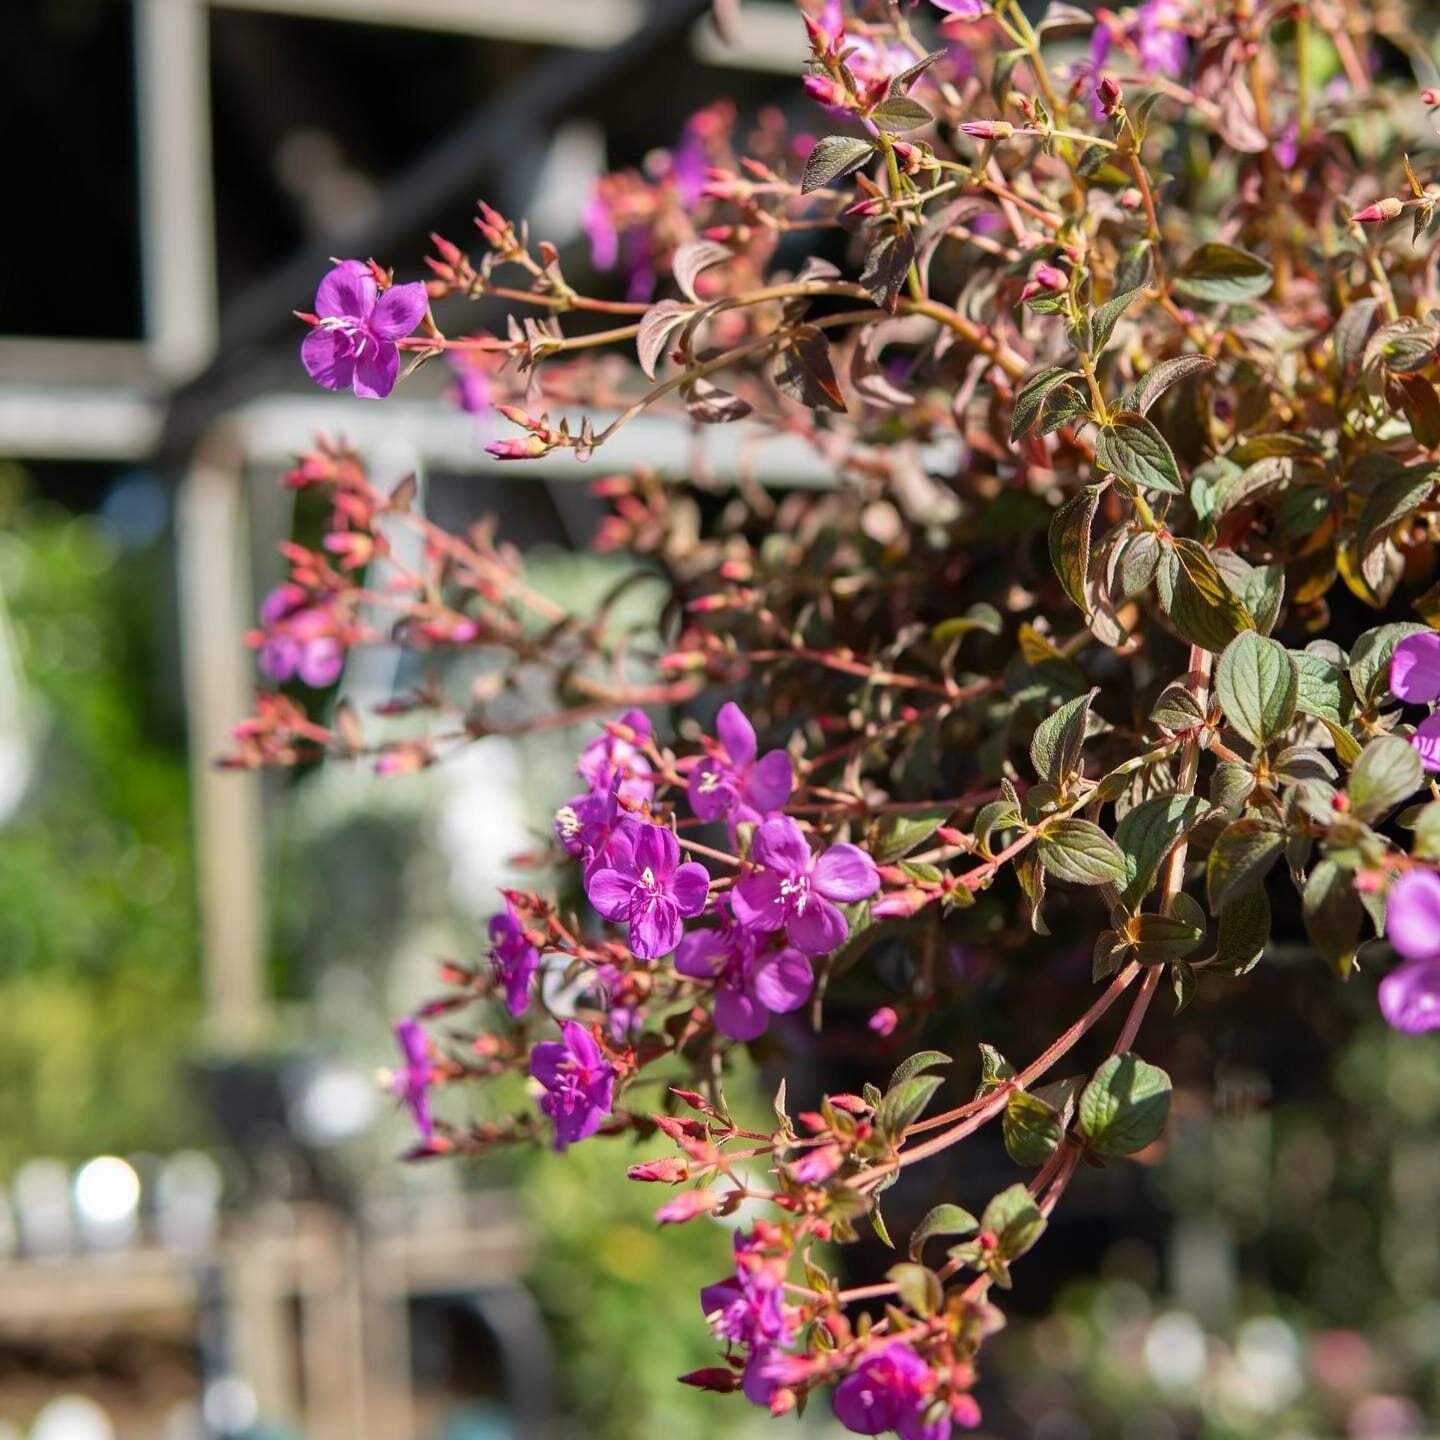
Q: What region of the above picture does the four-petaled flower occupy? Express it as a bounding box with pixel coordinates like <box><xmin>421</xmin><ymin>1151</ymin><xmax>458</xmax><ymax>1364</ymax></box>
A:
<box><xmin>675</xmin><ymin>900</ymin><xmax>813</xmax><ymax>1040</ymax></box>
<box><xmin>258</xmin><ymin>584</ymin><xmax>345</xmax><ymax>688</ymax></box>
<box><xmin>1381</xmin><ymin>869</ymin><xmax>1440</xmax><ymax>1034</ymax></box>
<box><xmin>586</xmin><ymin>818</ymin><xmax>710</xmax><ymax>960</ymax></box>
<box><xmin>530</xmin><ymin>1020</ymin><xmax>616</xmax><ymax>1150</ymax></box>
<box><xmin>688</xmin><ymin>702</ymin><xmax>793</xmax><ymax>833</ymax></box>
<box><xmin>834</xmin><ymin>1342</ymin><xmax>950</xmax><ymax>1440</ymax></box>
<box><xmin>301</xmin><ymin>260</ymin><xmax>429</xmax><ymax>400</ymax></box>
<box><xmin>700</xmin><ymin>1228</ymin><xmax>795</xmax><ymax>1407</ymax></box>
<box><xmin>390</xmin><ymin>1018</ymin><xmax>434</xmax><ymax>1142</ymax></box>
<box><xmin>489</xmin><ymin>898</ymin><xmax>540</xmax><ymax>1016</ymax></box>
<box><xmin>731</xmin><ymin>816</ymin><xmax>879</xmax><ymax>956</ymax></box>
<box><xmin>1390</xmin><ymin>631</ymin><xmax>1440</xmax><ymax>770</ymax></box>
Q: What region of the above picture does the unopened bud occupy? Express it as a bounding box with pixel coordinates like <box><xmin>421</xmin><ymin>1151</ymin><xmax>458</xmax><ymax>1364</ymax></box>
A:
<box><xmin>959</xmin><ymin>120</ymin><xmax>1014</xmax><ymax>140</ymax></box>
<box><xmin>1351</xmin><ymin>197</ymin><xmax>1404</xmax><ymax>223</ymax></box>
<box><xmin>1095</xmin><ymin>76</ymin><xmax>1123</xmax><ymax>114</ymax></box>
<box><xmin>1422</xmin><ymin>88</ymin><xmax>1440</xmax><ymax>107</ymax></box>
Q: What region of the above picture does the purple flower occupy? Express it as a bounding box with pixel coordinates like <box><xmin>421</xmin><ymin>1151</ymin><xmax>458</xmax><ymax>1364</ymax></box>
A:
<box><xmin>688</xmin><ymin>702</ymin><xmax>793</xmax><ymax>831</ymax></box>
<box><xmin>586</xmin><ymin>818</ymin><xmax>710</xmax><ymax>959</ymax></box>
<box><xmin>671</xmin><ymin>115</ymin><xmax>711</xmax><ymax>208</ymax></box>
<box><xmin>1380</xmin><ymin>959</ymin><xmax>1440</xmax><ymax>1033</ymax></box>
<box><xmin>390</xmin><ymin>1019</ymin><xmax>433</xmax><ymax>1141</ymax></box>
<box><xmin>301</xmin><ymin>260</ymin><xmax>429</xmax><ymax>401</ymax></box>
<box><xmin>530</xmin><ymin>1020</ymin><xmax>615</xmax><ymax>1150</ymax></box>
<box><xmin>1135</xmin><ymin>0</ymin><xmax>1187</xmax><ymax>75</ymax></box>
<box><xmin>701</xmin><ymin>1230</ymin><xmax>795</xmax><ymax>1406</ymax></box>
<box><xmin>555</xmin><ymin>777</ymin><xmax>624</xmax><ymax>880</ymax></box>
<box><xmin>583</xmin><ymin>188</ymin><xmax>620</xmax><ymax>272</ymax></box>
<box><xmin>931</xmin><ymin>0</ymin><xmax>987</xmax><ymax>14</ymax></box>
<box><xmin>489</xmin><ymin>899</ymin><xmax>539</xmax><ymax>1016</ymax></box>
<box><xmin>675</xmin><ymin>901</ymin><xmax>813</xmax><ymax>1040</ymax></box>
<box><xmin>577</xmin><ymin>708</ymin><xmax>654</xmax><ymax>804</ymax></box>
<box><xmin>731</xmin><ymin>817</ymin><xmax>879</xmax><ymax>956</ymax></box>
<box><xmin>258</xmin><ymin>584</ymin><xmax>344</xmax><ymax>688</ymax></box>
<box><xmin>1390</xmin><ymin>631</ymin><xmax>1440</xmax><ymax>702</ymax></box>
<box><xmin>834</xmin><ymin>1343</ymin><xmax>947</xmax><ymax>1440</ymax></box>
<box><xmin>1386</xmin><ymin>869</ymin><xmax>1440</xmax><ymax>961</ymax></box>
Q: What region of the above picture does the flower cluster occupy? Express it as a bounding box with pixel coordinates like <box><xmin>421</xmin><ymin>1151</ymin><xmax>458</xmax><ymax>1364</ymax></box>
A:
<box><xmin>248</xmin><ymin>0</ymin><xmax>1440</xmax><ymax>1428</ymax></box>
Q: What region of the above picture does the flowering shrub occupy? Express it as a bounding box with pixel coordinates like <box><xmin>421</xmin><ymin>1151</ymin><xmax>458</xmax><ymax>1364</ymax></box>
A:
<box><xmin>233</xmin><ymin>0</ymin><xmax>1440</xmax><ymax>1429</ymax></box>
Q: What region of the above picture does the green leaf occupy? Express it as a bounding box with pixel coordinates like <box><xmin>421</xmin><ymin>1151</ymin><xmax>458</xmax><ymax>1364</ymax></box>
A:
<box><xmin>1036</xmin><ymin>818</ymin><xmax>1127</xmax><ymax>885</ymax></box>
<box><xmin>975</xmin><ymin>1043</ymin><xmax>1017</xmax><ymax>1097</ymax></box>
<box><xmin>1213</xmin><ymin>886</ymin><xmax>1270</xmax><ymax>974</ymax></box>
<box><xmin>1003</xmin><ymin>1089</ymin><xmax>1066</xmax><ymax>1166</ymax></box>
<box><xmin>1348</xmin><ymin>734</ymin><xmax>1424</xmax><ymax>821</ymax></box>
<box><xmin>1126</xmin><ymin>353</ymin><xmax>1216</xmax><ymax>415</ymax></box>
<box><xmin>1029</xmin><ymin>688</ymin><xmax>1098</xmax><ymax>787</ymax></box>
<box><xmin>873</xmin><ymin>1075</ymin><xmax>944</xmax><ymax>1142</ymax></box>
<box><xmin>1013</xmin><ymin>366</ymin><xmax>1083</xmax><ymax>440</ymax></box>
<box><xmin>1095</xmin><ymin>412</ymin><xmax>1184</xmax><ymax>493</ymax></box>
<box><xmin>1356</xmin><ymin>467</ymin><xmax>1437</xmax><ymax>580</ymax></box>
<box><xmin>1173</xmin><ymin>243</ymin><xmax>1273</xmax><ymax>303</ymax></box>
<box><xmin>1293</xmin><ymin>651</ymin><xmax>1356</xmax><ymax>726</ymax></box>
<box><xmin>1113</xmin><ymin>794</ymin><xmax>1208</xmax><ymax>907</ymax></box>
<box><xmin>800</xmin><ymin>135</ymin><xmax>875</xmax><ymax>193</ymax></box>
<box><xmin>1214</xmin><ymin>632</ymin><xmax>1300</xmax><ymax>748</ymax></box>
<box><xmin>1350</xmin><ymin>623</ymin><xmax>1428</xmax><ymax>707</ymax></box>
<box><xmin>908</xmin><ymin>1203</ymin><xmax>979</xmax><ymax>1261</ymax></box>
<box><xmin>1206</xmin><ymin>816</ymin><xmax>1285</xmax><ymax>911</ymax></box>
<box><xmin>870</xmin><ymin>807</ymin><xmax>954</xmax><ymax>863</ymax></box>
<box><xmin>1048</xmin><ymin>485</ymin><xmax>1103</xmax><ymax>613</ymax></box>
<box><xmin>981</xmin><ymin>1183</ymin><xmax>1048</xmax><ymax>1261</ymax></box>
<box><xmin>932</xmin><ymin>602</ymin><xmax>1003</xmax><ymax>646</ymax></box>
<box><xmin>886</xmin><ymin>1261</ymin><xmax>942</xmax><ymax>1316</ymax></box>
<box><xmin>1036</xmin><ymin>382</ymin><xmax>1088</xmax><ymax>435</ymax></box>
<box><xmin>887</xmin><ymin>1050</ymin><xmax>952</xmax><ymax>1091</ymax></box>
<box><xmin>1156</xmin><ymin>538</ymin><xmax>1255</xmax><ymax>652</ymax></box>
<box><xmin>1091</xmin><ymin>287</ymin><xmax>1144</xmax><ymax>353</ymax></box>
<box><xmin>870</xmin><ymin>96</ymin><xmax>934</xmax><ymax>132</ymax></box>
<box><xmin>1302</xmin><ymin>858</ymin><xmax>1364</xmax><ymax>973</ymax></box>
<box><xmin>1078</xmin><ymin>1053</ymin><xmax>1172</xmax><ymax>1155</ymax></box>
<box><xmin>1133</xmin><ymin>911</ymin><xmax>1206</xmax><ymax>964</ymax></box>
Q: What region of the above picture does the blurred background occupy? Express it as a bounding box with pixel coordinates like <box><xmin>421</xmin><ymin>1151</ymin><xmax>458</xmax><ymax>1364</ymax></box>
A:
<box><xmin>3</xmin><ymin>1</ymin><xmax>1439</xmax><ymax>1437</ymax></box>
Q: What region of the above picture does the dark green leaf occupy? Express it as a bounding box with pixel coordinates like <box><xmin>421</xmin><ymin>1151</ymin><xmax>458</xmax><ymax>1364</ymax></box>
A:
<box><xmin>1206</xmin><ymin>816</ymin><xmax>1285</xmax><ymax>911</ymax></box>
<box><xmin>1348</xmin><ymin>734</ymin><xmax>1424</xmax><ymax>821</ymax></box>
<box><xmin>1003</xmin><ymin>1089</ymin><xmax>1066</xmax><ymax>1166</ymax></box>
<box><xmin>801</xmin><ymin>135</ymin><xmax>875</xmax><ymax>193</ymax></box>
<box><xmin>1114</xmin><ymin>794</ymin><xmax>1207</xmax><ymax>907</ymax></box>
<box><xmin>1302</xmin><ymin>858</ymin><xmax>1364</xmax><ymax>972</ymax></box>
<box><xmin>1029</xmin><ymin>688</ymin><xmax>1098</xmax><ymax>787</ymax></box>
<box><xmin>1156</xmin><ymin>538</ymin><xmax>1255</xmax><ymax>652</ymax></box>
<box><xmin>888</xmin><ymin>1050</ymin><xmax>952</xmax><ymax>1090</ymax></box>
<box><xmin>981</xmin><ymin>1183</ymin><xmax>1048</xmax><ymax>1260</ymax></box>
<box><xmin>1095</xmin><ymin>412</ymin><xmax>1184</xmax><ymax>493</ymax></box>
<box><xmin>1214</xmin><ymin>631</ymin><xmax>1299</xmax><ymax>748</ymax></box>
<box><xmin>1213</xmin><ymin>886</ymin><xmax>1269</xmax><ymax>974</ymax></box>
<box><xmin>1350</xmin><ymin>623</ymin><xmax>1429</xmax><ymax>707</ymax></box>
<box><xmin>1012</xmin><ymin>366</ymin><xmax>1083</xmax><ymax>440</ymax></box>
<box><xmin>1048</xmin><ymin>485</ymin><xmax>1103</xmax><ymax>613</ymax></box>
<box><xmin>1078</xmin><ymin>1053</ymin><xmax>1172</xmax><ymax>1155</ymax></box>
<box><xmin>908</xmin><ymin>1203</ymin><xmax>979</xmax><ymax>1261</ymax></box>
<box><xmin>1036</xmin><ymin>818</ymin><xmax>1127</xmax><ymax>885</ymax></box>
<box><xmin>1127</xmin><ymin>353</ymin><xmax>1216</xmax><ymax>416</ymax></box>
<box><xmin>873</xmin><ymin>1075</ymin><xmax>944</xmax><ymax>1141</ymax></box>
<box><xmin>886</xmin><ymin>1261</ymin><xmax>942</xmax><ymax>1316</ymax></box>
<box><xmin>870</xmin><ymin>96</ymin><xmax>934</xmax><ymax>132</ymax></box>
<box><xmin>1091</xmin><ymin>287</ymin><xmax>1144</xmax><ymax>353</ymax></box>
<box><xmin>1173</xmin><ymin>243</ymin><xmax>1273</xmax><ymax>303</ymax></box>
<box><xmin>1293</xmin><ymin>651</ymin><xmax>1356</xmax><ymax>725</ymax></box>
<box><xmin>870</xmin><ymin>806</ymin><xmax>954</xmax><ymax>863</ymax></box>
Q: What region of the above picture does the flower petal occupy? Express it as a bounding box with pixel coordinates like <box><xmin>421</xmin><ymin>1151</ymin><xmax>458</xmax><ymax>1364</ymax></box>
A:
<box><xmin>1391</xmin><ymin>632</ymin><xmax>1440</xmax><ymax>703</ymax></box>
<box><xmin>715</xmin><ymin>701</ymin><xmax>758</xmax><ymax>766</ymax></box>
<box><xmin>297</xmin><ymin>637</ymin><xmax>343</xmax><ymax>688</ymax></box>
<box><xmin>687</xmin><ymin>759</ymin><xmax>736</xmax><ymax>822</ymax></box>
<box><xmin>560</xmin><ymin>1019</ymin><xmax>603</xmax><ymax>1069</ymax></box>
<box><xmin>751</xmin><ymin>815</ymin><xmax>811</xmax><ymax>875</ymax></box>
<box><xmin>786</xmin><ymin>895</ymin><xmax>848</xmax><ymax>955</ymax></box>
<box><xmin>1413</xmin><ymin>711</ymin><xmax>1440</xmax><ymax>773</ymax></box>
<box><xmin>675</xmin><ymin>930</ymin><xmax>728</xmax><ymax>979</ymax></box>
<box><xmin>744</xmin><ymin>749</ymin><xmax>793</xmax><ymax>815</ymax></box>
<box><xmin>301</xmin><ymin>327</ymin><xmax>356</xmax><ymax>391</ymax></box>
<box><xmin>752</xmin><ymin>948</ymin><xmax>813</xmax><ymax>1013</ymax></box>
<box><xmin>730</xmin><ymin>870</ymin><xmax>785</xmax><ymax>932</ymax></box>
<box><xmin>352</xmin><ymin>339</ymin><xmax>400</xmax><ymax>400</ymax></box>
<box><xmin>715</xmin><ymin>985</ymin><xmax>768</xmax><ymax>1041</ymax></box>
<box><xmin>671</xmin><ymin>861</ymin><xmax>712</xmax><ymax>917</ymax></box>
<box><xmin>631</xmin><ymin>898</ymin><xmax>682</xmax><ymax>959</ymax></box>
<box><xmin>814</xmin><ymin>843</ymin><xmax>880</xmax><ymax>902</ymax></box>
<box><xmin>586</xmin><ymin>867</ymin><xmax>635</xmax><ymax>922</ymax></box>
<box><xmin>1379</xmin><ymin>958</ymin><xmax>1440</xmax><ymax>1033</ymax></box>
<box><xmin>633</xmin><ymin>820</ymin><xmax>680</xmax><ymax>881</ymax></box>
<box><xmin>528</xmin><ymin>1039</ymin><xmax>566</xmax><ymax>1089</ymax></box>
<box><xmin>314</xmin><ymin>260</ymin><xmax>376</xmax><ymax>319</ymax></box>
<box><xmin>369</xmin><ymin>281</ymin><xmax>429</xmax><ymax>339</ymax></box>
<box><xmin>1386</xmin><ymin>868</ymin><xmax>1440</xmax><ymax>960</ymax></box>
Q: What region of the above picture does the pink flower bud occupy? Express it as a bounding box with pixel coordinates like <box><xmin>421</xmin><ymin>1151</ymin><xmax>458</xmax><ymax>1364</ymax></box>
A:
<box><xmin>678</xmin><ymin>1368</ymin><xmax>741</xmax><ymax>1393</ymax></box>
<box><xmin>1423</xmin><ymin>88</ymin><xmax>1440</xmax><ymax>106</ymax></box>
<box><xmin>868</xmin><ymin>1006</ymin><xmax>899</xmax><ymax>1037</ymax></box>
<box><xmin>1033</xmin><ymin>263</ymin><xmax>1068</xmax><ymax>291</ymax></box>
<box><xmin>655</xmin><ymin>1189</ymin><xmax>720</xmax><ymax>1224</ymax></box>
<box><xmin>485</xmin><ymin>436</ymin><xmax>550</xmax><ymax>461</ymax></box>
<box><xmin>627</xmin><ymin>1156</ymin><xmax>691</xmax><ymax>1183</ymax></box>
<box><xmin>802</xmin><ymin>74</ymin><xmax>846</xmax><ymax>109</ymax></box>
<box><xmin>959</xmin><ymin>120</ymin><xmax>1014</xmax><ymax>140</ymax></box>
<box><xmin>1095</xmin><ymin>76</ymin><xmax>1123</xmax><ymax>114</ymax></box>
<box><xmin>1351</xmin><ymin>197</ymin><xmax>1404</xmax><ymax>223</ymax></box>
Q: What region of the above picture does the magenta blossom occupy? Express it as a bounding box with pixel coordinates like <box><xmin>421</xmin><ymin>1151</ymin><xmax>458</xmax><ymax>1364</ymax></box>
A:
<box><xmin>1380</xmin><ymin>958</ymin><xmax>1440</xmax><ymax>1034</ymax></box>
<box><xmin>554</xmin><ymin>776</ymin><xmax>624</xmax><ymax>880</ymax></box>
<box><xmin>701</xmin><ymin>1229</ymin><xmax>795</xmax><ymax>1407</ymax></box>
<box><xmin>577</xmin><ymin>708</ymin><xmax>654</xmax><ymax>804</ymax></box>
<box><xmin>530</xmin><ymin>1020</ymin><xmax>615</xmax><ymax>1150</ymax></box>
<box><xmin>1386</xmin><ymin>868</ymin><xmax>1440</xmax><ymax>960</ymax></box>
<box><xmin>390</xmin><ymin>1018</ymin><xmax>433</xmax><ymax>1142</ymax></box>
<box><xmin>258</xmin><ymin>584</ymin><xmax>344</xmax><ymax>688</ymax></box>
<box><xmin>1388</xmin><ymin>631</ymin><xmax>1440</xmax><ymax>770</ymax></box>
<box><xmin>587</xmin><ymin>818</ymin><xmax>710</xmax><ymax>959</ymax></box>
<box><xmin>675</xmin><ymin>900</ymin><xmax>813</xmax><ymax>1040</ymax></box>
<box><xmin>489</xmin><ymin>899</ymin><xmax>539</xmax><ymax>1016</ymax></box>
<box><xmin>688</xmin><ymin>702</ymin><xmax>793</xmax><ymax>831</ymax></box>
<box><xmin>834</xmin><ymin>1343</ymin><xmax>948</xmax><ymax>1440</ymax></box>
<box><xmin>301</xmin><ymin>260</ymin><xmax>429</xmax><ymax>400</ymax></box>
<box><xmin>731</xmin><ymin>816</ymin><xmax>879</xmax><ymax>956</ymax></box>
<box><xmin>1135</xmin><ymin>0</ymin><xmax>1187</xmax><ymax>75</ymax></box>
